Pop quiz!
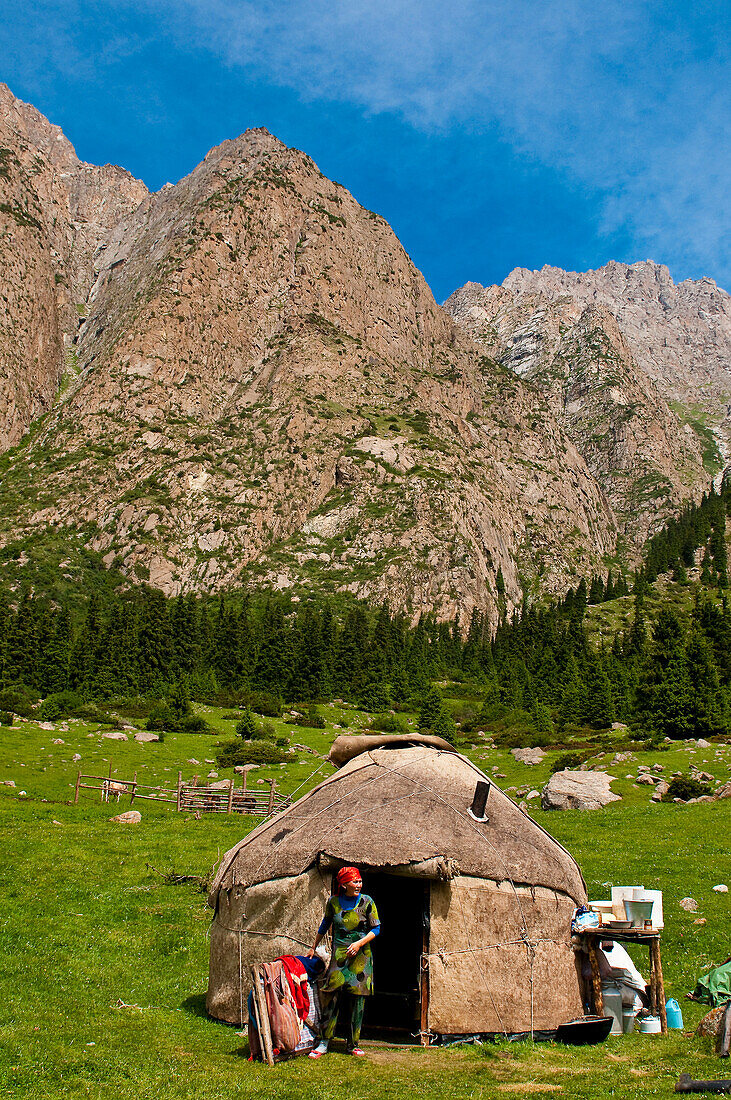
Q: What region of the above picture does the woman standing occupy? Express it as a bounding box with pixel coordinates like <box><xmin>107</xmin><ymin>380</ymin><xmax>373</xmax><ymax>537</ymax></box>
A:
<box><xmin>308</xmin><ymin>866</ymin><xmax>380</xmax><ymax>1057</ymax></box>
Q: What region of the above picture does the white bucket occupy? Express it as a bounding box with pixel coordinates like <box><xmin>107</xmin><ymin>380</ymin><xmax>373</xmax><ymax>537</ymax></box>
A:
<box><xmin>638</xmin><ymin>1015</ymin><xmax>661</xmax><ymax>1034</ymax></box>
<box><xmin>622</xmin><ymin>1007</ymin><xmax>636</xmax><ymax>1034</ymax></box>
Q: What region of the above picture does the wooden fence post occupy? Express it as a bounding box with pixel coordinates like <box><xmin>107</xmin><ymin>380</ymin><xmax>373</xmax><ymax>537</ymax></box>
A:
<box><xmin>227</xmin><ymin>778</ymin><xmax>235</xmax><ymax>815</ymax></box>
<box><xmin>130</xmin><ymin>771</ymin><xmax>137</xmax><ymax>805</ymax></box>
<box><xmin>267</xmin><ymin>780</ymin><xmax>275</xmax><ymax>816</ymax></box>
<box><xmin>74</xmin><ymin>772</ymin><xmax>81</xmax><ymax>804</ymax></box>
<box><xmin>176</xmin><ymin>771</ymin><xmax>182</xmax><ymax>813</ymax></box>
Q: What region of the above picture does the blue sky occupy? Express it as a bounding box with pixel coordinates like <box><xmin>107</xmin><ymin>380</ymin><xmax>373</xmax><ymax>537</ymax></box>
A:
<box><xmin>2</xmin><ymin>0</ymin><xmax>728</xmax><ymax>301</ymax></box>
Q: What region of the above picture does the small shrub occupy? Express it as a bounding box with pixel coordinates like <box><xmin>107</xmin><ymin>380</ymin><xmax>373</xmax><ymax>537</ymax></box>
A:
<box><xmin>246</xmin><ymin>691</ymin><xmax>282</xmax><ymax>718</ymax></box>
<box><xmin>38</xmin><ymin>690</ymin><xmax>84</xmax><ymax>721</ymax></box>
<box><xmin>551</xmin><ymin>751</ymin><xmax>593</xmax><ymax>773</ymax></box>
<box><xmin>116</xmin><ymin>698</ymin><xmax>154</xmax><ymax>720</ymax></box>
<box><xmin>0</xmin><ymin>683</ymin><xmax>36</xmax><ymax>717</ymax></box>
<box><xmin>215</xmin><ymin>740</ymin><xmax>286</xmax><ymax>768</ymax></box>
<box><xmin>179</xmin><ymin>715</ymin><xmax>208</xmax><ymax>734</ymax></box>
<box><xmin>221</xmin><ymin>712</ymin><xmax>243</xmax><ymax>721</ymax></box>
<box><xmin>275</xmin><ymin>736</ymin><xmax>289</xmax><ymax>747</ymax></box>
<box><xmin>369</xmin><ymin>713</ymin><xmax>408</xmax><ymax>734</ymax></box>
<box><xmin>662</xmin><ymin>776</ymin><xmax>712</xmax><ymax>802</ymax></box>
<box><xmin>290</xmin><ymin>705</ymin><xmax>326</xmax><ymax>729</ymax></box>
<box><xmin>146</xmin><ymin>702</ymin><xmax>178</xmax><ymax>732</ymax></box>
<box><xmin>0</xmin><ymin>711</ymin><xmax>13</xmax><ymax>726</ymax></box>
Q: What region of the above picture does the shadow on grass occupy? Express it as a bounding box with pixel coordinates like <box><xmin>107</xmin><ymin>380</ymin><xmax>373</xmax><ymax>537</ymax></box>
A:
<box><xmin>181</xmin><ymin>993</ymin><xmax>210</xmax><ymax>1019</ymax></box>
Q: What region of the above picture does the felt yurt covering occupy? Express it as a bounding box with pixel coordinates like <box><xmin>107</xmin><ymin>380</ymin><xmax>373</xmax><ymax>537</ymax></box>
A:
<box><xmin>206</xmin><ymin>738</ymin><xmax>587</xmax><ymax>1036</ymax></box>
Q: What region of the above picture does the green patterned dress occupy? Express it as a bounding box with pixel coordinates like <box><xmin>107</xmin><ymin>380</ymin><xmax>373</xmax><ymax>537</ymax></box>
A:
<box><xmin>320</xmin><ymin>893</ymin><xmax>380</xmax><ymax>996</ymax></box>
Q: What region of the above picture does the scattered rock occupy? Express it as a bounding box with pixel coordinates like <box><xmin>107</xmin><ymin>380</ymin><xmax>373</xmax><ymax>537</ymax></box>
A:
<box><xmin>712</xmin><ymin>884</ymin><xmax>728</xmax><ymax>893</ymax></box>
<box><xmin>541</xmin><ymin>770</ymin><xmax>621</xmax><ymax>811</ymax></box>
<box><xmin>717</xmin><ymin>782</ymin><xmax>731</xmax><ymax>799</ymax></box>
<box><xmin>696</xmin><ymin>1003</ymin><xmax>730</xmax><ymax>1040</ymax></box>
<box><xmin>636</xmin><ymin>774</ymin><xmax>655</xmax><ymax>786</ymax></box>
<box><xmin>188</xmin><ymin>759</ymin><xmax>200</xmax><ymax>765</ymax></box>
<box><xmin>612</xmin><ymin>751</ymin><xmax>634</xmax><ymax>763</ymax></box>
<box><xmin>18</xmin><ymin>791</ymin><xmax>27</xmax><ymax>797</ymax></box>
<box><xmin>651</xmin><ymin>781</ymin><xmax>670</xmax><ymax>801</ymax></box>
<box><xmin>3</xmin><ymin>780</ymin><xmax>16</xmax><ymax>787</ymax></box>
<box><xmin>638</xmin><ymin>765</ymin><xmax>651</xmax><ymax>773</ymax></box>
<box><xmin>693</xmin><ymin>918</ymin><xmax>707</xmax><ymax>926</ymax></box>
<box><xmin>207</xmin><ymin>771</ymin><xmax>218</xmax><ymax>779</ymax></box>
<box><xmin>693</xmin><ymin>770</ymin><xmax>715</xmax><ymax>783</ymax></box>
<box><xmin>52</xmin><ymin>738</ymin><xmax>65</xmax><ymax>745</ymax></box>
<box><xmin>679</xmin><ymin>897</ymin><xmax>698</xmax><ymax>912</ymax></box>
<box><xmin>103</xmin><ymin>731</ymin><xmax>128</xmax><ymax>741</ymax></box>
<box><xmin>109</xmin><ymin>810</ymin><xmax>142</xmax><ymax>824</ymax></box>
<box><xmin>526</xmin><ymin>790</ymin><xmax>540</xmax><ymax>800</ymax></box>
<box><xmin>38</xmin><ymin>722</ymin><xmax>56</xmax><ymax>731</ymax></box>
<box><xmin>205</xmin><ymin>759</ymin><xmax>214</xmax><ymax>764</ymax></box>
<box><xmin>696</xmin><ymin>739</ymin><xmax>712</xmax><ymax>748</ymax></box>
<box><xmin>208</xmin><ymin>779</ymin><xmax>232</xmax><ymax>789</ymax></box>
<box><xmin>611</xmin><ymin>723</ymin><xmax>628</xmax><ymax>732</ymax></box>
<box><xmin>134</xmin><ymin>731</ymin><xmax>159</xmax><ymax>743</ymax></box>
<box><xmin>511</xmin><ymin>747</ymin><xmax>546</xmax><ymax>766</ymax></box>
<box><xmin>52</xmin><ymin>820</ymin><xmax>63</xmax><ymax>826</ymax></box>
<box><xmin>652</xmin><ymin>763</ymin><xmax>664</xmax><ymax>772</ymax></box>
<box><xmin>518</xmin><ymin>801</ymin><xmax>528</xmax><ymax>813</ymax></box>
<box><xmin>72</xmin><ymin>753</ymin><xmax>81</xmax><ymax>762</ymax></box>
<box><xmin>494</xmin><ymin>772</ymin><xmax>507</xmax><ymax>779</ymax></box>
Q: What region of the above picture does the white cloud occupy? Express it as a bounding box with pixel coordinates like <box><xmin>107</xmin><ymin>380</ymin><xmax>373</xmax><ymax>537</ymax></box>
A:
<box><xmin>154</xmin><ymin>0</ymin><xmax>729</xmax><ymax>286</ymax></box>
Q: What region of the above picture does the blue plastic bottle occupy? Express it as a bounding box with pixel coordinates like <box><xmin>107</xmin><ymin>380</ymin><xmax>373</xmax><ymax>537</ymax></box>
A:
<box><xmin>666</xmin><ymin>998</ymin><xmax>683</xmax><ymax>1029</ymax></box>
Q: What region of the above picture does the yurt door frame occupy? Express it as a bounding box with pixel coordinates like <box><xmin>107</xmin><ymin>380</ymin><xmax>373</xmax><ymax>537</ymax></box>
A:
<box><xmin>357</xmin><ymin>871</ymin><xmax>431</xmax><ymax>1043</ymax></box>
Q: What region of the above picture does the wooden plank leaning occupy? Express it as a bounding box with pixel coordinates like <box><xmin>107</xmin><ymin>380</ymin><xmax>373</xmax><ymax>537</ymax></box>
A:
<box><xmin>250</xmin><ymin>965</ymin><xmax>274</xmax><ymax>1066</ymax></box>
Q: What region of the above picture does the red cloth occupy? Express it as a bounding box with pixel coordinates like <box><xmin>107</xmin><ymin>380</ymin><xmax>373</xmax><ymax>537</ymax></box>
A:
<box><xmin>276</xmin><ymin>955</ymin><xmax>310</xmax><ymax>1023</ymax></box>
<box><xmin>336</xmin><ymin>866</ymin><xmax>361</xmax><ymax>889</ymax></box>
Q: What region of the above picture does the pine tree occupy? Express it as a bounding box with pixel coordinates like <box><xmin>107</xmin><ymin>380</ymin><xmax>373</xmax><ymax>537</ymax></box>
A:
<box><xmin>418</xmin><ymin>685</ymin><xmax>444</xmax><ymax>731</ymax></box>
<box><xmin>236</xmin><ymin>707</ymin><xmax>258</xmax><ymax>740</ymax></box>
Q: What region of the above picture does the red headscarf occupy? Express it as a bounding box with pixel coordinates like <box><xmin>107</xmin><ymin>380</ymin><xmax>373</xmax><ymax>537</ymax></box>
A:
<box><xmin>336</xmin><ymin>866</ymin><xmax>361</xmax><ymax>891</ymax></box>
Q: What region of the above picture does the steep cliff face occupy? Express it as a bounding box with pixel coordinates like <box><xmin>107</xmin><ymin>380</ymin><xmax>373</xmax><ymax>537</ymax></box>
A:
<box><xmin>445</xmin><ymin>266</ymin><xmax>721</xmax><ymax>538</ymax></box>
<box><xmin>0</xmin><ymin>92</ymin><xmax>721</xmax><ymax>620</ymax></box>
<box><xmin>0</xmin><ymin>123</ymin><xmax>620</xmax><ymax>621</ymax></box>
<box><xmin>0</xmin><ymin>84</ymin><xmax>147</xmax><ymax>450</ymax></box>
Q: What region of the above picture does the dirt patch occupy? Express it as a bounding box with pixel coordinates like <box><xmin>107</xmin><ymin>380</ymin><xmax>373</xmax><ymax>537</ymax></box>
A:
<box><xmin>363</xmin><ymin>1047</ymin><xmax>471</xmax><ymax>1067</ymax></box>
<box><xmin>496</xmin><ymin>1085</ymin><xmax>562</xmax><ymax>1093</ymax></box>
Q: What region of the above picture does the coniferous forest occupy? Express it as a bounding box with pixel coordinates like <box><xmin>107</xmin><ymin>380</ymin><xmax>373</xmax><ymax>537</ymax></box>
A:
<box><xmin>2</xmin><ymin>477</ymin><xmax>731</xmax><ymax>745</ymax></box>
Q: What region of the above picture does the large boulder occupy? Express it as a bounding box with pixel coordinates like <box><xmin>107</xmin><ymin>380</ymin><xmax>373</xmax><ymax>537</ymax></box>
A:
<box><xmin>511</xmin><ymin>747</ymin><xmax>546</xmax><ymax>766</ymax></box>
<box><xmin>716</xmin><ymin>782</ymin><xmax>731</xmax><ymax>799</ymax></box>
<box><xmin>541</xmin><ymin>769</ymin><xmax>621</xmax><ymax>811</ymax></box>
<box><xmin>109</xmin><ymin>810</ymin><xmax>141</xmax><ymax>824</ymax></box>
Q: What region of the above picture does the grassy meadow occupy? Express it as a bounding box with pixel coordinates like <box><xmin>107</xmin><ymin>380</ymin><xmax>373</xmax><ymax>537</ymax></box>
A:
<box><xmin>1</xmin><ymin>701</ymin><xmax>730</xmax><ymax>1099</ymax></box>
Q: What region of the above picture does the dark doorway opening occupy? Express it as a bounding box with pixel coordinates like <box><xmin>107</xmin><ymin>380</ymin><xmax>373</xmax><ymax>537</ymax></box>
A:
<box><xmin>359</xmin><ymin>871</ymin><xmax>429</xmax><ymax>1040</ymax></box>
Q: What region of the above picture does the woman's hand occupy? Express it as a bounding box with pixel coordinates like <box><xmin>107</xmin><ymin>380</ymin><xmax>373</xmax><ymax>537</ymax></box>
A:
<box><xmin>346</xmin><ymin>939</ymin><xmax>363</xmax><ymax>959</ymax></box>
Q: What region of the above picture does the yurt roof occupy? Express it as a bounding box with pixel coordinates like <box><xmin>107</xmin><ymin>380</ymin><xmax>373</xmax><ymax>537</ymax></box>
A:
<box><xmin>208</xmin><ymin>745</ymin><xmax>586</xmax><ymax>905</ymax></box>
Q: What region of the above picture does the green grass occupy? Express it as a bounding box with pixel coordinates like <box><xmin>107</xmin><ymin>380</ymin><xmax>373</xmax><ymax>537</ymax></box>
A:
<box><xmin>1</xmin><ymin>705</ymin><xmax>730</xmax><ymax>1098</ymax></box>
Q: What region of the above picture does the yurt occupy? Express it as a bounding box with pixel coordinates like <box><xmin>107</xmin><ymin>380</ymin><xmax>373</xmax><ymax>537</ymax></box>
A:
<box><xmin>207</xmin><ymin>735</ymin><xmax>587</xmax><ymax>1039</ymax></box>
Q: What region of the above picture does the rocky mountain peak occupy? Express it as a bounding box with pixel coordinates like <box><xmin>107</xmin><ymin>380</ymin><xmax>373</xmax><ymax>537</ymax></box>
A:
<box><xmin>0</xmin><ymin>89</ymin><xmax>726</xmax><ymax>622</ymax></box>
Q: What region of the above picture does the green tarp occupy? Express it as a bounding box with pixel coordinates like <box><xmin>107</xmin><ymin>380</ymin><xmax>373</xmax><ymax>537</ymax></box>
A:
<box><xmin>693</xmin><ymin>959</ymin><xmax>731</xmax><ymax>1007</ymax></box>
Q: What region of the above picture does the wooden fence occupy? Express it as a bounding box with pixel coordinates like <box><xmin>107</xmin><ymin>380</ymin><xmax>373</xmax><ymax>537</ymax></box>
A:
<box><xmin>74</xmin><ymin>765</ymin><xmax>289</xmax><ymax>816</ymax></box>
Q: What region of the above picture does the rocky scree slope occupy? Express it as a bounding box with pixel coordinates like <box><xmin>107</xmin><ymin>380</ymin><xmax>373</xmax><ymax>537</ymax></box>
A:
<box><xmin>445</xmin><ymin>264</ymin><xmax>731</xmax><ymax>536</ymax></box>
<box><xmin>0</xmin><ymin>115</ymin><xmax>625</xmax><ymax>622</ymax></box>
<box><xmin>0</xmin><ymin>83</ymin><xmax>147</xmax><ymax>451</ymax></box>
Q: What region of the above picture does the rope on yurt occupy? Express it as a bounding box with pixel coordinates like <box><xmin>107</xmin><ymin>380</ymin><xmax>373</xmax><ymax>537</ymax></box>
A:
<box><xmin>238</xmin><ymin>929</ymin><xmax>244</xmax><ymax>1029</ymax></box>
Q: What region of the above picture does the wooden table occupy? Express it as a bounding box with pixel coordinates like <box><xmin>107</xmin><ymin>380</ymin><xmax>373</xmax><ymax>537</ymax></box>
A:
<box><xmin>581</xmin><ymin>928</ymin><xmax>667</xmax><ymax>1033</ymax></box>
